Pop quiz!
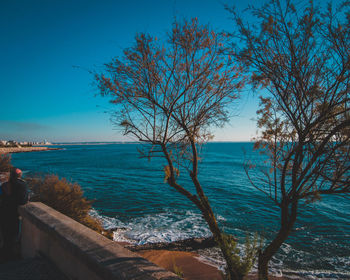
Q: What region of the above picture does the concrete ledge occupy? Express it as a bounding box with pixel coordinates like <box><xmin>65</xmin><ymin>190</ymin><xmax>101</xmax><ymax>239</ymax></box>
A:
<box><xmin>19</xmin><ymin>202</ymin><xmax>181</xmax><ymax>280</ymax></box>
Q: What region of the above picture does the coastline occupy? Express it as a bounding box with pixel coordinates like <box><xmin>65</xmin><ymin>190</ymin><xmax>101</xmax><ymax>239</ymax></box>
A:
<box><xmin>131</xmin><ymin>247</ymin><xmax>293</xmax><ymax>280</ymax></box>
<box><xmin>120</xmin><ymin>238</ymin><xmax>295</xmax><ymax>280</ymax></box>
<box><xmin>135</xmin><ymin>248</ymin><xmax>296</xmax><ymax>280</ymax></box>
<box><xmin>0</xmin><ymin>146</ymin><xmax>61</xmax><ymax>154</ymax></box>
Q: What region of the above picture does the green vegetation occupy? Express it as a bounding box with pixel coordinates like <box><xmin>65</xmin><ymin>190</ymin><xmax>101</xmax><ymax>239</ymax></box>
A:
<box><xmin>221</xmin><ymin>233</ymin><xmax>260</xmax><ymax>279</ymax></box>
<box><xmin>171</xmin><ymin>257</ymin><xmax>184</xmax><ymax>278</ymax></box>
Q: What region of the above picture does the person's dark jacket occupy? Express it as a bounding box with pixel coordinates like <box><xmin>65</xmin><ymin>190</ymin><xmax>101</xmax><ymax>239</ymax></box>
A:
<box><xmin>0</xmin><ymin>179</ymin><xmax>28</xmax><ymax>220</ymax></box>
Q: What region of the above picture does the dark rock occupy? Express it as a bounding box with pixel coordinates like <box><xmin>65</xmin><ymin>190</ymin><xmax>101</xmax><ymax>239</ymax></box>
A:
<box><xmin>126</xmin><ymin>237</ymin><xmax>217</xmax><ymax>252</ymax></box>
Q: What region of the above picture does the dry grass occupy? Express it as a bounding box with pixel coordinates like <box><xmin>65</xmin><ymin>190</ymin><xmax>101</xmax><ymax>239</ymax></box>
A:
<box><xmin>0</xmin><ymin>153</ymin><xmax>12</xmax><ymax>172</ymax></box>
<box><xmin>27</xmin><ymin>175</ymin><xmax>107</xmax><ymax>236</ymax></box>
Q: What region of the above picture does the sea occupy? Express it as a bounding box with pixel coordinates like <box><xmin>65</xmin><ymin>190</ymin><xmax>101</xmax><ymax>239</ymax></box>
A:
<box><xmin>11</xmin><ymin>143</ymin><xmax>350</xmax><ymax>279</ymax></box>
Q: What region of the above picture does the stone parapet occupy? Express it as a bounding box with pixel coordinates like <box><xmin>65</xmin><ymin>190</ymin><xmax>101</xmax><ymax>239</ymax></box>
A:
<box><xmin>19</xmin><ymin>202</ymin><xmax>181</xmax><ymax>280</ymax></box>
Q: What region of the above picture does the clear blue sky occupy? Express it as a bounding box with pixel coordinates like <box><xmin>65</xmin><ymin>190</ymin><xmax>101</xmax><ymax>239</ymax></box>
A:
<box><xmin>1</xmin><ymin>0</ymin><xmax>260</xmax><ymax>143</ymax></box>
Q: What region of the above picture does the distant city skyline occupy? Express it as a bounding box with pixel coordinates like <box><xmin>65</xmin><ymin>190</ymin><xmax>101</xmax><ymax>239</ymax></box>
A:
<box><xmin>1</xmin><ymin>0</ymin><xmax>261</xmax><ymax>142</ymax></box>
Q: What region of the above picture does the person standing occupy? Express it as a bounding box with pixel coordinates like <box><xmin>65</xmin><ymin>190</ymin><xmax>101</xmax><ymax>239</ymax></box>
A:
<box><xmin>0</xmin><ymin>167</ymin><xmax>28</xmax><ymax>262</ymax></box>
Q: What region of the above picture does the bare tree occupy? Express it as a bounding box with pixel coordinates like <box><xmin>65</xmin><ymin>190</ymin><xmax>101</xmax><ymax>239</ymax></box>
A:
<box><xmin>229</xmin><ymin>0</ymin><xmax>350</xmax><ymax>279</ymax></box>
<box><xmin>95</xmin><ymin>18</ymin><xmax>258</xmax><ymax>280</ymax></box>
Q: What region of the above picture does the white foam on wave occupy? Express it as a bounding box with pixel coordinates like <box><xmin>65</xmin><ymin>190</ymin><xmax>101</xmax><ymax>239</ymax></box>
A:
<box><xmin>121</xmin><ymin>210</ymin><xmax>212</xmax><ymax>244</ymax></box>
<box><xmin>263</xmin><ymin>242</ymin><xmax>350</xmax><ymax>279</ymax></box>
<box><xmin>195</xmin><ymin>247</ymin><xmax>226</xmax><ymax>271</ymax></box>
<box><xmin>89</xmin><ymin>209</ymin><xmax>137</xmax><ymax>243</ymax></box>
<box><xmin>282</xmin><ymin>269</ymin><xmax>350</xmax><ymax>279</ymax></box>
<box><xmin>90</xmin><ymin>209</ymin><xmax>212</xmax><ymax>244</ymax></box>
<box><xmin>89</xmin><ymin>209</ymin><xmax>124</xmax><ymax>229</ymax></box>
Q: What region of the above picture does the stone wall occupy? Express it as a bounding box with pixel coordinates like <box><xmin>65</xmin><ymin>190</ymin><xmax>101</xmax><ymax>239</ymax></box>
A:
<box><xmin>19</xmin><ymin>202</ymin><xmax>181</xmax><ymax>280</ymax></box>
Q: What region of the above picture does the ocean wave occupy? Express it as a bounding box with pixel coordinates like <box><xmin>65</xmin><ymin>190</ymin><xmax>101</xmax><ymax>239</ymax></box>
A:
<box><xmin>90</xmin><ymin>208</ymin><xmax>212</xmax><ymax>244</ymax></box>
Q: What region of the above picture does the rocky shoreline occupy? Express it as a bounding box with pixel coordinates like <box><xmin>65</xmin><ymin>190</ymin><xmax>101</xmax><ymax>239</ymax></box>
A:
<box><xmin>117</xmin><ymin>236</ymin><xmax>295</xmax><ymax>280</ymax></box>
<box><xmin>0</xmin><ymin>147</ymin><xmax>61</xmax><ymax>154</ymax></box>
<box><xmin>125</xmin><ymin>236</ymin><xmax>217</xmax><ymax>252</ymax></box>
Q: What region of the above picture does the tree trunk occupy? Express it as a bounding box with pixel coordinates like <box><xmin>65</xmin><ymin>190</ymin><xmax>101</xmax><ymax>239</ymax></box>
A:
<box><xmin>201</xmin><ymin>206</ymin><xmax>242</xmax><ymax>280</ymax></box>
<box><xmin>189</xmin><ymin>141</ymin><xmax>244</xmax><ymax>279</ymax></box>
<box><xmin>258</xmin><ymin>201</ymin><xmax>298</xmax><ymax>280</ymax></box>
<box><xmin>257</xmin><ymin>227</ymin><xmax>290</xmax><ymax>280</ymax></box>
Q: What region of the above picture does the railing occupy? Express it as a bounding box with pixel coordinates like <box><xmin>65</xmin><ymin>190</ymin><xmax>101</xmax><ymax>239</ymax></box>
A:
<box><xmin>19</xmin><ymin>202</ymin><xmax>181</xmax><ymax>280</ymax></box>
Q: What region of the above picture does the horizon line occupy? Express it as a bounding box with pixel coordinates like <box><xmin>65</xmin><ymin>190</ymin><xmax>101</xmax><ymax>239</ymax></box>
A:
<box><xmin>50</xmin><ymin>140</ymin><xmax>254</xmax><ymax>144</ymax></box>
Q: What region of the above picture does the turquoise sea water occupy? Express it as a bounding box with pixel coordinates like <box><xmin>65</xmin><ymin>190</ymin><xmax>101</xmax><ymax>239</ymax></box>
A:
<box><xmin>11</xmin><ymin>143</ymin><xmax>350</xmax><ymax>279</ymax></box>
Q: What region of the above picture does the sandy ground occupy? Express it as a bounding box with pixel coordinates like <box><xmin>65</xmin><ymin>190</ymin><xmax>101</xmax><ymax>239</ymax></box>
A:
<box><xmin>135</xmin><ymin>249</ymin><xmax>291</xmax><ymax>280</ymax></box>
<box><xmin>138</xmin><ymin>249</ymin><xmax>223</xmax><ymax>280</ymax></box>
<box><xmin>0</xmin><ymin>147</ymin><xmax>59</xmax><ymax>154</ymax></box>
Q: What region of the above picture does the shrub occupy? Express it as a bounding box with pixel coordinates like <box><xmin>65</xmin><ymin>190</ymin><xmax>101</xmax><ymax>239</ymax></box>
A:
<box><xmin>27</xmin><ymin>175</ymin><xmax>107</xmax><ymax>236</ymax></box>
<box><xmin>0</xmin><ymin>154</ymin><xmax>12</xmax><ymax>172</ymax></box>
<box><xmin>172</xmin><ymin>259</ymin><xmax>184</xmax><ymax>278</ymax></box>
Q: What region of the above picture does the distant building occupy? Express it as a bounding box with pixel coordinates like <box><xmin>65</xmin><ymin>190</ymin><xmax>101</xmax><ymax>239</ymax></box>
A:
<box><xmin>7</xmin><ymin>140</ymin><xmax>16</xmax><ymax>146</ymax></box>
<box><xmin>19</xmin><ymin>141</ymin><xmax>32</xmax><ymax>147</ymax></box>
